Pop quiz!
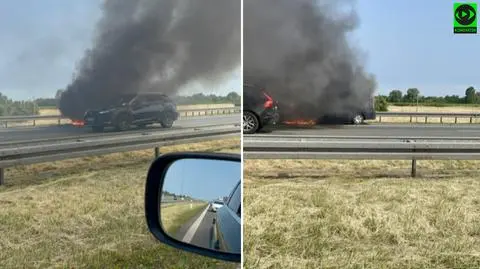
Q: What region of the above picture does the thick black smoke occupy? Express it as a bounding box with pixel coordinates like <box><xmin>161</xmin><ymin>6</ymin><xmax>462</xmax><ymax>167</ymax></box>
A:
<box><xmin>244</xmin><ymin>0</ymin><xmax>376</xmax><ymax>120</ymax></box>
<box><xmin>60</xmin><ymin>0</ymin><xmax>240</xmax><ymax>119</ymax></box>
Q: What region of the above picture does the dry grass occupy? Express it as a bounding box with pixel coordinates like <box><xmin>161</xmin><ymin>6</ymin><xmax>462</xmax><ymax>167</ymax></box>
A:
<box><xmin>389</xmin><ymin>105</ymin><xmax>480</xmax><ymax>113</ymax></box>
<box><xmin>368</xmin><ymin>105</ymin><xmax>480</xmax><ymax>124</ymax></box>
<box><xmin>0</xmin><ymin>139</ymin><xmax>240</xmax><ymax>268</ymax></box>
<box><xmin>243</xmin><ymin>159</ymin><xmax>480</xmax><ymax>269</ymax></box>
<box><xmin>39</xmin><ymin>109</ymin><xmax>61</xmax><ymax>116</ymax></box>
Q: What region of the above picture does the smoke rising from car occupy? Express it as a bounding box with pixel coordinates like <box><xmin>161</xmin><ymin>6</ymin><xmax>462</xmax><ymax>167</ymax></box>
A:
<box><xmin>244</xmin><ymin>0</ymin><xmax>376</xmax><ymax>120</ymax></box>
<box><xmin>59</xmin><ymin>0</ymin><xmax>240</xmax><ymax>118</ymax></box>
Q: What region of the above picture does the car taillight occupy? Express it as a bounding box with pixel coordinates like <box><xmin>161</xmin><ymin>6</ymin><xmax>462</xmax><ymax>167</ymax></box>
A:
<box><xmin>263</xmin><ymin>92</ymin><xmax>273</xmax><ymax>108</ymax></box>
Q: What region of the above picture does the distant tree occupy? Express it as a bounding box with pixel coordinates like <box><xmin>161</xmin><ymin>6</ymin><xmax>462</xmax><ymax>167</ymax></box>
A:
<box><xmin>374</xmin><ymin>96</ymin><xmax>389</xmax><ymax>111</ymax></box>
<box><xmin>465</xmin><ymin>86</ymin><xmax>476</xmax><ymax>104</ymax></box>
<box><xmin>404</xmin><ymin>88</ymin><xmax>420</xmax><ymax>103</ymax></box>
<box><xmin>387</xmin><ymin>90</ymin><xmax>403</xmax><ymax>103</ymax></box>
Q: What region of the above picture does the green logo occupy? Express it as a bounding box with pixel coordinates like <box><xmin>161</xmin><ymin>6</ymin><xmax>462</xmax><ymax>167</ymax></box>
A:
<box><xmin>454</xmin><ymin>3</ymin><xmax>477</xmax><ymax>34</ymax></box>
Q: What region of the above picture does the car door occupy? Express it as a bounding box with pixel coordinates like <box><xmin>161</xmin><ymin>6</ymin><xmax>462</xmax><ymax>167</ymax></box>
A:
<box><xmin>145</xmin><ymin>94</ymin><xmax>167</xmax><ymax>121</ymax></box>
<box><xmin>130</xmin><ymin>95</ymin><xmax>149</xmax><ymax>122</ymax></box>
<box><xmin>214</xmin><ymin>181</ymin><xmax>241</xmax><ymax>253</ymax></box>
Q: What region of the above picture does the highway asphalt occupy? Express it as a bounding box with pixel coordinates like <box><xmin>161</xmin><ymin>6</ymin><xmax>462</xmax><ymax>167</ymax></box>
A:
<box><xmin>0</xmin><ymin>115</ymin><xmax>239</xmax><ymax>143</ymax></box>
<box><xmin>254</xmin><ymin>123</ymin><xmax>480</xmax><ymax>138</ymax></box>
<box><xmin>175</xmin><ymin>205</ymin><xmax>215</xmax><ymax>249</ymax></box>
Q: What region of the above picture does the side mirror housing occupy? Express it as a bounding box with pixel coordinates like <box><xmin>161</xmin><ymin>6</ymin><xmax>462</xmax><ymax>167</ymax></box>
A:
<box><xmin>144</xmin><ymin>152</ymin><xmax>241</xmax><ymax>263</ymax></box>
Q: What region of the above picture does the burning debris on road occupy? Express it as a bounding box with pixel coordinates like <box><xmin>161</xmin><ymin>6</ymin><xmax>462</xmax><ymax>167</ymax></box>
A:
<box><xmin>244</xmin><ymin>0</ymin><xmax>376</xmax><ymax>121</ymax></box>
<box><xmin>59</xmin><ymin>0</ymin><xmax>240</xmax><ymax>119</ymax></box>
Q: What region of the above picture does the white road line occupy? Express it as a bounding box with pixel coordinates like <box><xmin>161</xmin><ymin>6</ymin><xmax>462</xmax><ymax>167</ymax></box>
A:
<box><xmin>182</xmin><ymin>205</ymin><xmax>209</xmax><ymax>243</ymax></box>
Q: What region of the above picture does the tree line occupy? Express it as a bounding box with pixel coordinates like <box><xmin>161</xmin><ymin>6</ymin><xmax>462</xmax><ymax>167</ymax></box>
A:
<box><xmin>374</xmin><ymin>86</ymin><xmax>478</xmax><ymax>112</ymax></box>
<box><xmin>0</xmin><ymin>93</ymin><xmax>40</xmax><ymax>116</ymax></box>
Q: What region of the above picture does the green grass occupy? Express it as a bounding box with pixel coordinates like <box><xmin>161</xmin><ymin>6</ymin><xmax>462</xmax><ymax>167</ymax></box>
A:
<box><xmin>162</xmin><ymin>203</ymin><xmax>207</xmax><ymax>235</ymax></box>
<box><xmin>243</xmin><ymin>159</ymin><xmax>480</xmax><ymax>269</ymax></box>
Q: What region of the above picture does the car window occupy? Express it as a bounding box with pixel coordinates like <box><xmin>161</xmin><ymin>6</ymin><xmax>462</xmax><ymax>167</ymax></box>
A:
<box><xmin>227</xmin><ymin>182</ymin><xmax>241</xmax><ymax>216</ymax></box>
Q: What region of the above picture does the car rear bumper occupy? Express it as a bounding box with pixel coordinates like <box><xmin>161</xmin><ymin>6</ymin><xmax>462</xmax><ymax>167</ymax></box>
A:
<box><xmin>260</xmin><ymin>106</ymin><xmax>280</xmax><ymax>126</ymax></box>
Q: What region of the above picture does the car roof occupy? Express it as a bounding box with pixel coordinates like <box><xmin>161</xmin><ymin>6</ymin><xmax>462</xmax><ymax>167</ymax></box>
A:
<box><xmin>120</xmin><ymin>92</ymin><xmax>169</xmax><ymax>96</ymax></box>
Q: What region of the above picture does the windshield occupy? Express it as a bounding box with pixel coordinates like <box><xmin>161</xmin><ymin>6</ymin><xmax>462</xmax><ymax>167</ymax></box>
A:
<box><xmin>114</xmin><ymin>94</ymin><xmax>137</xmax><ymax>106</ymax></box>
<box><xmin>213</xmin><ymin>201</ymin><xmax>224</xmax><ymax>205</ymax></box>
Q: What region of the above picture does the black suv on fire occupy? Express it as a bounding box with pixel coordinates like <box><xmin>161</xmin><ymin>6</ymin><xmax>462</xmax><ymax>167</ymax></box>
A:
<box><xmin>243</xmin><ymin>83</ymin><xmax>279</xmax><ymax>134</ymax></box>
<box><xmin>318</xmin><ymin>97</ymin><xmax>376</xmax><ymax>125</ymax></box>
<box><xmin>84</xmin><ymin>92</ymin><xmax>179</xmax><ymax>132</ymax></box>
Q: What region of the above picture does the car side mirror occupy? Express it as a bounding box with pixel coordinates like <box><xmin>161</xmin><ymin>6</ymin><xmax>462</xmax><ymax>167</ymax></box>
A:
<box><xmin>144</xmin><ymin>152</ymin><xmax>241</xmax><ymax>263</ymax></box>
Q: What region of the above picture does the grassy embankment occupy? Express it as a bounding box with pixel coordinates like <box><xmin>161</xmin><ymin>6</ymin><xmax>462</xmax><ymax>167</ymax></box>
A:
<box><xmin>0</xmin><ymin>138</ymin><xmax>240</xmax><ymax>269</ymax></box>
<box><xmin>244</xmin><ymin>159</ymin><xmax>480</xmax><ymax>269</ymax></box>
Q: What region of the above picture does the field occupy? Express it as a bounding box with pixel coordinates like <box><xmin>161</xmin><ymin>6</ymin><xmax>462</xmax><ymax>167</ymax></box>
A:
<box><xmin>0</xmin><ymin>138</ymin><xmax>240</xmax><ymax>268</ymax></box>
<box><xmin>368</xmin><ymin>105</ymin><xmax>480</xmax><ymax>124</ymax></box>
<box><xmin>243</xmin><ymin>159</ymin><xmax>480</xmax><ymax>269</ymax></box>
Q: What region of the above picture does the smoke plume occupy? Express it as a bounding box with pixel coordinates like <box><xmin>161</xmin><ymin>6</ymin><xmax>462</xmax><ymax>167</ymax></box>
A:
<box><xmin>60</xmin><ymin>0</ymin><xmax>240</xmax><ymax>119</ymax></box>
<box><xmin>244</xmin><ymin>0</ymin><xmax>376</xmax><ymax>120</ymax></box>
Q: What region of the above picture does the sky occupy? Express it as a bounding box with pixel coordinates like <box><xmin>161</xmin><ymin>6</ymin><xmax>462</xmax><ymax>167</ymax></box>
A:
<box><xmin>354</xmin><ymin>0</ymin><xmax>480</xmax><ymax>97</ymax></box>
<box><xmin>162</xmin><ymin>158</ymin><xmax>240</xmax><ymax>201</ymax></box>
<box><xmin>0</xmin><ymin>1</ymin><xmax>477</xmax><ymax>100</ymax></box>
<box><xmin>0</xmin><ymin>0</ymin><xmax>240</xmax><ymax>100</ymax></box>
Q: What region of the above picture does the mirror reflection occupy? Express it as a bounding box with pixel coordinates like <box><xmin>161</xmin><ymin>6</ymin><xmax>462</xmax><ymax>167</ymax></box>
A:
<box><xmin>159</xmin><ymin>158</ymin><xmax>241</xmax><ymax>254</ymax></box>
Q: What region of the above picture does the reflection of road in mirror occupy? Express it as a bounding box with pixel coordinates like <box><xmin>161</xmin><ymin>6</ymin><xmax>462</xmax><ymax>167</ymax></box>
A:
<box><xmin>159</xmin><ymin>158</ymin><xmax>241</xmax><ymax>253</ymax></box>
<box><xmin>175</xmin><ymin>204</ymin><xmax>215</xmax><ymax>250</ymax></box>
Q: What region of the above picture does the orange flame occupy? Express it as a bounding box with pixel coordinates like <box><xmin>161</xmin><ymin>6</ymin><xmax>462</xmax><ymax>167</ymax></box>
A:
<box><xmin>71</xmin><ymin>120</ymin><xmax>85</xmax><ymax>127</ymax></box>
<box><xmin>282</xmin><ymin>119</ymin><xmax>317</xmax><ymax>126</ymax></box>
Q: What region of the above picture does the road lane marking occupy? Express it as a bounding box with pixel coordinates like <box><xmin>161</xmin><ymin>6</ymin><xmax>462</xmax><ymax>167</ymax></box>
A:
<box><xmin>182</xmin><ymin>205</ymin><xmax>209</xmax><ymax>243</ymax></box>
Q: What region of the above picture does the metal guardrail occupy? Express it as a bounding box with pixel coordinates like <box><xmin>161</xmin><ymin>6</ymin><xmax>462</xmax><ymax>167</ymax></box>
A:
<box><xmin>243</xmin><ymin>136</ymin><xmax>480</xmax><ymax>177</ymax></box>
<box><xmin>0</xmin><ymin>125</ymin><xmax>240</xmax><ymax>185</ymax></box>
<box><xmin>0</xmin><ymin>106</ymin><xmax>240</xmax><ymax>127</ymax></box>
<box><xmin>376</xmin><ymin>111</ymin><xmax>480</xmax><ymax>124</ymax></box>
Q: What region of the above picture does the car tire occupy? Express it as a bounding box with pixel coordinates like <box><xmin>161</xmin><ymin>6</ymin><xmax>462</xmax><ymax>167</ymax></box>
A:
<box><xmin>160</xmin><ymin>112</ymin><xmax>175</xmax><ymax>128</ymax></box>
<box><xmin>243</xmin><ymin>111</ymin><xmax>259</xmax><ymax>134</ymax></box>
<box><xmin>92</xmin><ymin>126</ymin><xmax>104</xmax><ymax>132</ymax></box>
<box><xmin>352</xmin><ymin>114</ymin><xmax>364</xmax><ymax>125</ymax></box>
<box><xmin>115</xmin><ymin>114</ymin><xmax>131</xmax><ymax>131</ymax></box>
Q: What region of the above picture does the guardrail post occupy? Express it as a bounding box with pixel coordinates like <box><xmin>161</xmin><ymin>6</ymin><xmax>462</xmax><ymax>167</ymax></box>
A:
<box><xmin>58</xmin><ymin>119</ymin><xmax>61</xmax><ymax>125</ymax></box>
<box><xmin>154</xmin><ymin>147</ymin><xmax>160</xmax><ymax>158</ymax></box>
<box><xmin>455</xmin><ymin>117</ymin><xmax>458</xmax><ymax>124</ymax></box>
<box><xmin>410</xmin><ymin>116</ymin><xmax>412</xmax><ymax>123</ymax></box>
<box><xmin>424</xmin><ymin>117</ymin><xmax>427</xmax><ymax>124</ymax></box>
<box><xmin>379</xmin><ymin>116</ymin><xmax>382</xmax><ymax>123</ymax></box>
<box><xmin>0</xmin><ymin>168</ymin><xmax>4</xmax><ymax>185</ymax></box>
<box><xmin>5</xmin><ymin>121</ymin><xmax>7</xmax><ymax>128</ymax></box>
<box><xmin>33</xmin><ymin>120</ymin><xmax>36</xmax><ymax>127</ymax></box>
<box><xmin>440</xmin><ymin>117</ymin><xmax>443</xmax><ymax>124</ymax></box>
<box><xmin>470</xmin><ymin>117</ymin><xmax>473</xmax><ymax>124</ymax></box>
<box><xmin>411</xmin><ymin>159</ymin><xmax>417</xmax><ymax>177</ymax></box>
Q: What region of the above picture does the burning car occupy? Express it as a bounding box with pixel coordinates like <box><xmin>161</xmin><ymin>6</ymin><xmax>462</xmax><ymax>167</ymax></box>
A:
<box><xmin>83</xmin><ymin>92</ymin><xmax>179</xmax><ymax>132</ymax></box>
<box><xmin>278</xmin><ymin>97</ymin><xmax>376</xmax><ymax>126</ymax></box>
<box><xmin>243</xmin><ymin>83</ymin><xmax>279</xmax><ymax>134</ymax></box>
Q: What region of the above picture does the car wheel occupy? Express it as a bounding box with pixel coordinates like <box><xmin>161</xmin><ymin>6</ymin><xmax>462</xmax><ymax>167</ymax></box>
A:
<box><xmin>115</xmin><ymin>115</ymin><xmax>131</xmax><ymax>131</ymax></box>
<box><xmin>243</xmin><ymin>111</ymin><xmax>259</xmax><ymax>134</ymax></box>
<box><xmin>352</xmin><ymin>114</ymin><xmax>364</xmax><ymax>125</ymax></box>
<box><xmin>161</xmin><ymin>113</ymin><xmax>174</xmax><ymax>128</ymax></box>
<box><xmin>92</xmin><ymin>126</ymin><xmax>104</xmax><ymax>132</ymax></box>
